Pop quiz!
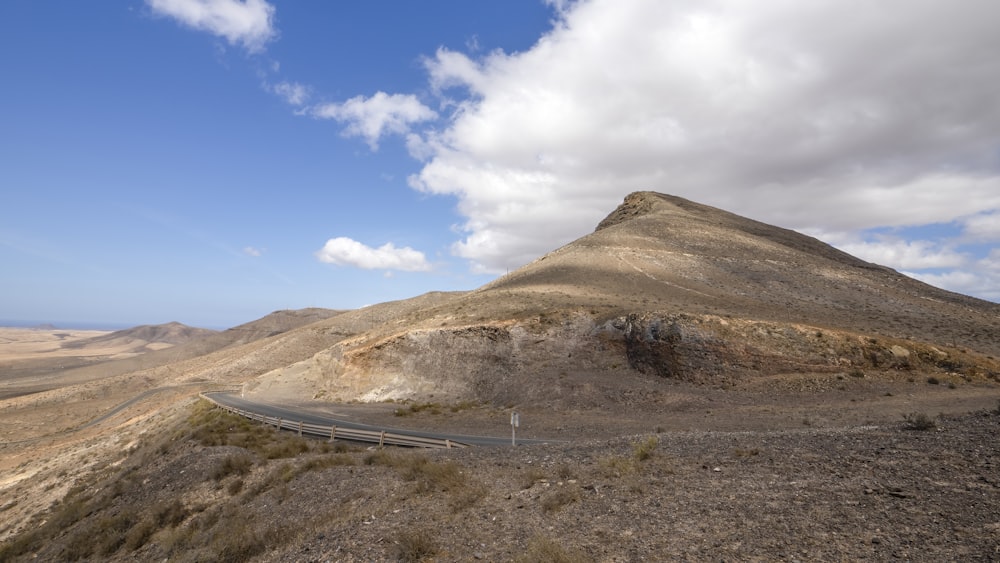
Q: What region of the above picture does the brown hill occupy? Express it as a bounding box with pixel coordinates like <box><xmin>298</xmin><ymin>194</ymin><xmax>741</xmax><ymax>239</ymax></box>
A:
<box><xmin>60</xmin><ymin>321</ymin><xmax>217</xmax><ymax>352</ymax></box>
<box><xmin>247</xmin><ymin>192</ymin><xmax>1000</xmax><ymax>405</ymax></box>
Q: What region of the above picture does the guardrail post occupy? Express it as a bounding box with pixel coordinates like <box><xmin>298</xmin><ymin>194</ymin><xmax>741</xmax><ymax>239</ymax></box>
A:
<box><xmin>446</xmin><ymin>439</ymin><xmax>452</xmax><ymax>449</ymax></box>
<box><xmin>379</xmin><ymin>431</ymin><xmax>386</xmax><ymax>447</ymax></box>
<box><xmin>298</xmin><ymin>421</ymin><xmax>303</xmax><ymax>437</ymax></box>
<box><xmin>276</xmin><ymin>417</ymin><xmax>282</xmax><ymax>431</ymax></box>
<box><xmin>329</xmin><ymin>426</ymin><xmax>337</xmax><ymax>442</ymax></box>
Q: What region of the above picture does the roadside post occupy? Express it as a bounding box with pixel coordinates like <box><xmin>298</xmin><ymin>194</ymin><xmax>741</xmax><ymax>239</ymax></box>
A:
<box><xmin>511</xmin><ymin>411</ymin><xmax>519</xmax><ymax>446</ymax></box>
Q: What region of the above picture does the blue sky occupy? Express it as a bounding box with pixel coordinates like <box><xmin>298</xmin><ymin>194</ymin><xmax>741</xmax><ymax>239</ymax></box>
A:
<box><xmin>2</xmin><ymin>0</ymin><xmax>998</xmax><ymax>329</ymax></box>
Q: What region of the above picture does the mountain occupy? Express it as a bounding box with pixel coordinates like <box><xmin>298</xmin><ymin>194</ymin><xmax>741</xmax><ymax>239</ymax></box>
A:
<box><xmin>243</xmin><ymin>192</ymin><xmax>999</xmax><ymax>405</ymax></box>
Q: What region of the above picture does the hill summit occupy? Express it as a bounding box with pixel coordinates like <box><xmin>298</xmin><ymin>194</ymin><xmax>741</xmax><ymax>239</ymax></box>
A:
<box><xmin>245</xmin><ymin>192</ymin><xmax>1000</xmax><ymax>405</ymax></box>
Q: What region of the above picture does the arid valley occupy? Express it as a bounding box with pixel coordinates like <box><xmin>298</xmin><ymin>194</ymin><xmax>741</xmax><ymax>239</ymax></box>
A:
<box><xmin>2</xmin><ymin>193</ymin><xmax>999</xmax><ymax>561</ymax></box>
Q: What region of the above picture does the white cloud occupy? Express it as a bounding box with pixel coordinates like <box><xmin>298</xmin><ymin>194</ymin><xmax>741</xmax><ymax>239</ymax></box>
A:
<box><xmin>243</xmin><ymin>246</ymin><xmax>263</xmax><ymax>257</ymax></box>
<box><xmin>404</xmin><ymin>0</ymin><xmax>1000</xmax><ymax>277</ymax></box>
<box><xmin>837</xmin><ymin>238</ymin><xmax>967</xmax><ymax>270</ymax></box>
<box><xmin>147</xmin><ymin>0</ymin><xmax>277</xmax><ymax>53</ymax></box>
<box><xmin>906</xmin><ymin>250</ymin><xmax>1000</xmax><ymax>301</ymax></box>
<box><xmin>271</xmin><ymin>81</ymin><xmax>309</xmax><ymax>106</ymax></box>
<box><xmin>963</xmin><ymin>212</ymin><xmax>1000</xmax><ymax>241</ymax></box>
<box><xmin>315</xmin><ymin>237</ymin><xmax>432</xmax><ymax>272</ymax></box>
<box><xmin>312</xmin><ymin>92</ymin><xmax>437</xmax><ymax>150</ymax></box>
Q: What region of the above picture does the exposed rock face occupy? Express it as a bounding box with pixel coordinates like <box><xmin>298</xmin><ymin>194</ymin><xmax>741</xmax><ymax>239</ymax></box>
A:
<box><xmin>288</xmin><ymin>314</ymin><xmax>628</xmax><ymax>405</ymax></box>
<box><xmin>252</xmin><ymin>311</ymin><xmax>999</xmax><ymax>405</ymax></box>
<box><xmin>621</xmin><ymin>313</ymin><xmax>733</xmax><ymax>381</ymax></box>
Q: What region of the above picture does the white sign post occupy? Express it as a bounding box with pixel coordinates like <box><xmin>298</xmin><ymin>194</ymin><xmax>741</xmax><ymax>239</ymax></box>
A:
<box><xmin>511</xmin><ymin>411</ymin><xmax>519</xmax><ymax>446</ymax></box>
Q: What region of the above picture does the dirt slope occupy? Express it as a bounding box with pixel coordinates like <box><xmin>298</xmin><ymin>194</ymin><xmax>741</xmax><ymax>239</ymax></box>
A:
<box><xmin>248</xmin><ymin>192</ymin><xmax>1000</xmax><ymax>404</ymax></box>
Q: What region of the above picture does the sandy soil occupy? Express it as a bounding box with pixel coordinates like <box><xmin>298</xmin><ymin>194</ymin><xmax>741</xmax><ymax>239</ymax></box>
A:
<box><xmin>0</xmin><ymin>328</ymin><xmax>112</xmax><ymax>360</ymax></box>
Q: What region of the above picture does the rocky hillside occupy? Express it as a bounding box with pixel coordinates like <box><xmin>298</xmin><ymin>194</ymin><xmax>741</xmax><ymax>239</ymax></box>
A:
<box><xmin>246</xmin><ymin>192</ymin><xmax>1000</xmax><ymax>405</ymax></box>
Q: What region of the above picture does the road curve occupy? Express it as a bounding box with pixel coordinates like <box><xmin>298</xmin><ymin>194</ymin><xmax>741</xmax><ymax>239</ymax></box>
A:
<box><xmin>205</xmin><ymin>392</ymin><xmax>556</xmax><ymax>448</ymax></box>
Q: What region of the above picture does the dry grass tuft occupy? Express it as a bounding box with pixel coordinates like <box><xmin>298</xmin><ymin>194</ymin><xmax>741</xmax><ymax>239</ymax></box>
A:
<box><xmin>392</xmin><ymin>528</ymin><xmax>437</xmax><ymax>562</ymax></box>
<box><xmin>541</xmin><ymin>483</ymin><xmax>581</xmax><ymax>513</ymax></box>
<box><xmin>517</xmin><ymin>535</ymin><xmax>589</xmax><ymax>563</ymax></box>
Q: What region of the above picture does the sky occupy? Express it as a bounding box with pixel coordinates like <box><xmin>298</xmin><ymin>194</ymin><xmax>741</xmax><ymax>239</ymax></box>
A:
<box><xmin>2</xmin><ymin>0</ymin><xmax>998</xmax><ymax>329</ymax></box>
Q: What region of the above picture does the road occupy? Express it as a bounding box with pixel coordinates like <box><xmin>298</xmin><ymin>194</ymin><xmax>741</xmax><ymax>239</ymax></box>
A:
<box><xmin>205</xmin><ymin>392</ymin><xmax>555</xmax><ymax>447</ymax></box>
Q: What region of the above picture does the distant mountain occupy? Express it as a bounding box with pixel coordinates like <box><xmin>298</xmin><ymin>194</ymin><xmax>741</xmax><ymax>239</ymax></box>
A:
<box><xmin>60</xmin><ymin>321</ymin><xmax>217</xmax><ymax>351</ymax></box>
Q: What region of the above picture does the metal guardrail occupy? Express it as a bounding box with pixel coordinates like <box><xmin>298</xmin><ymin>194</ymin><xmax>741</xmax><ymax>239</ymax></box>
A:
<box><xmin>199</xmin><ymin>393</ymin><xmax>469</xmax><ymax>449</ymax></box>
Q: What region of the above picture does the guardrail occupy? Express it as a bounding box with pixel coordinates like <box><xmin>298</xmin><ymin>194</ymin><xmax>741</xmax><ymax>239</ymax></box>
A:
<box><xmin>199</xmin><ymin>393</ymin><xmax>469</xmax><ymax>449</ymax></box>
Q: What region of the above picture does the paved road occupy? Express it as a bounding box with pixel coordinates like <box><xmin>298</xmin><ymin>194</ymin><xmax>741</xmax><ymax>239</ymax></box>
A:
<box><xmin>205</xmin><ymin>392</ymin><xmax>556</xmax><ymax>447</ymax></box>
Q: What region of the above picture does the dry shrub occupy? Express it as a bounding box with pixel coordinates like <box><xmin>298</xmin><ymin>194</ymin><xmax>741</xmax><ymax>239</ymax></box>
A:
<box><xmin>211</xmin><ymin>453</ymin><xmax>254</xmax><ymax>481</ymax></box>
<box><xmin>556</xmin><ymin>463</ymin><xmax>577</xmax><ymax>480</ymax></box>
<box><xmin>903</xmin><ymin>412</ymin><xmax>937</xmax><ymax>431</ymax></box>
<box><xmin>363</xmin><ymin>448</ymin><xmax>397</xmax><ymax>466</ymax></box>
<box><xmin>599</xmin><ymin>455</ymin><xmax>636</xmax><ymax>478</ymax></box>
<box><xmin>364</xmin><ymin>450</ymin><xmax>482</xmax><ymax>511</ymax></box>
<box><xmin>123</xmin><ymin>500</ymin><xmax>188</xmax><ymax>552</ymax></box>
<box><xmin>517</xmin><ymin>535</ymin><xmax>589</xmax><ymax>563</ymax></box>
<box><xmin>393</xmin><ymin>528</ymin><xmax>437</xmax><ymax>562</ymax></box>
<box><xmin>365</xmin><ymin>451</ymin><xmax>467</xmax><ymax>492</ymax></box>
<box><xmin>520</xmin><ymin>466</ymin><xmax>548</xmax><ymax>489</ymax></box>
<box><xmin>64</xmin><ymin>509</ymin><xmax>137</xmax><ymax>559</ymax></box>
<box><xmin>633</xmin><ymin>436</ymin><xmax>658</xmax><ymax>461</ymax></box>
<box><xmin>264</xmin><ymin>436</ymin><xmax>311</xmax><ymax>459</ymax></box>
<box><xmin>541</xmin><ymin>483</ymin><xmax>581</xmax><ymax>513</ymax></box>
<box><xmin>448</xmin><ymin>482</ymin><xmax>487</xmax><ymax>512</ymax></box>
<box><xmin>168</xmin><ymin>505</ymin><xmax>292</xmax><ymax>562</ymax></box>
<box><xmin>402</xmin><ymin>456</ymin><xmax>467</xmax><ymax>493</ymax></box>
<box><xmin>394</xmin><ymin>401</ymin><xmax>443</xmax><ymax>416</ymax></box>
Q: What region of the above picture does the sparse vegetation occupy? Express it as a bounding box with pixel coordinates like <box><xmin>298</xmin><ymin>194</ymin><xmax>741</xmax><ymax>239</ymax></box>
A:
<box><xmin>540</xmin><ymin>483</ymin><xmax>581</xmax><ymax>513</ymax></box>
<box><xmin>633</xmin><ymin>435</ymin><xmax>658</xmax><ymax>461</ymax></box>
<box><xmin>211</xmin><ymin>453</ymin><xmax>254</xmax><ymax>481</ymax></box>
<box><xmin>392</xmin><ymin>528</ymin><xmax>437</xmax><ymax>562</ymax></box>
<box><xmin>903</xmin><ymin>412</ymin><xmax>937</xmax><ymax>431</ymax></box>
<box><xmin>517</xmin><ymin>535</ymin><xmax>589</xmax><ymax>563</ymax></box>
<box><xmin>366</xmin><ymin>451</ymin><xmax>468</xmax><ymax>493</ymax></box>
<box><xmin>0</xmin><ymin>401</ymin><xmax>368</xmax><ymax>562</ymax></box>
<box><xmin>393</xmin><ymin>399</ymin><xmax>480</xmax><ymax>416</ymax></box>
<box><xmin>394</xmin><ymin>401</ymin><xmax>443</xmax><ymax>416</ymax></box>
<box><xmin>520</xmin><ymin>466</ymin><xmax>548</xmax><ymax>489</ymax></box>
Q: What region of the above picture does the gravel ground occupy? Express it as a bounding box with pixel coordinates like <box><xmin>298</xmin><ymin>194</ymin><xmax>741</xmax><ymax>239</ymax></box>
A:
<box><xmin>3</xmin><ymin>381</ymin><xmax>999</xmax><ymax>562</ymax></box>
<box><xmin>256</xmin><ymin>408</ymin><xmax>1000</xmax><ymax>562</ymax></box>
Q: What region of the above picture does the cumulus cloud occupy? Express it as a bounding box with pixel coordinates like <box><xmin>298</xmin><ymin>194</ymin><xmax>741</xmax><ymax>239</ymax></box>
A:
<box><xmin>907</xmin><ymin>250</ymin><xmax>1000</xmax><ymax>301</ymax></box>
<box><xmin>147</xmin><ymin>0</ymin><xmax>277</xmax><ymax>53</ymax></box>
<box><xmin>404</xmin><ymin>0</ymin><xmax>1000</xmax><ymax>280</ymax></box>
<box><xmin>963</xmin><ymin>212</ymin><xmax>1000</xmax><ymax>241</ymax></box>
<box><xmin>315</xmin><ymin>237</ymin><xmax>431</xmax><ymax>272</ymax></box>
<box><xmin>837</xmin><ymin>238</ymin><xmax>967</xmax><ymax>270</ymax></box>
<box><xmin>312</xmin><ymin>92</ymin><xmax>437</xmax><ymax>150</ymax></box>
